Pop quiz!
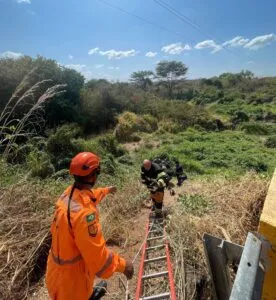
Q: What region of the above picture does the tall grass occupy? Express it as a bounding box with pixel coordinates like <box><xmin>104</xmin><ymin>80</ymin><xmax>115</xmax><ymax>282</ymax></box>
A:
<box><xmin>0</xmin><ymin>72</ymin><xmax>66</xmax><ymax>157</ymax></box>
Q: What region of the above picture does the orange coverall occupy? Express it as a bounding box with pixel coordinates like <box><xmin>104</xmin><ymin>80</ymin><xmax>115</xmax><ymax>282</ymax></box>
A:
<box><xmin>46</xmin><ymin>186</ymin><xmax>126</xmax><ymax>300</ymax></box>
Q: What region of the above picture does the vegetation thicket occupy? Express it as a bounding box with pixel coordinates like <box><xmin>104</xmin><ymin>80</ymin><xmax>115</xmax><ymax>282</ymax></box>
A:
<box><xmin>0</xmin><ymin>55</ymin><xmax>275</xmax><ymax>299</ymax></box>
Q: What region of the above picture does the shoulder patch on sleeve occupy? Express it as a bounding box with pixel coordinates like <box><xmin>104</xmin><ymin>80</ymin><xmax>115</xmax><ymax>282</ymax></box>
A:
<box><xmin>88</xmin><ymin>224</ymin><xmax>98</xmax><ymax>237</ymax></box>
<box><xmin>86</xmin><ymin>213</ymin><xmax>96</xmax><ymax>223</ymax></box>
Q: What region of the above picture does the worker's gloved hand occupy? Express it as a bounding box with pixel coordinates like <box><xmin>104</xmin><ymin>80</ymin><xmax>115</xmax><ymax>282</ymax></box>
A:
<box><xmin>123</xmin><ymin>260</ymin><xmax>134</xmax><ymax>280</ymax></box>
<box><xmin>108</xmin><ymin>186</ymin><xmax>117</xmax><ymax>194</ymax></box>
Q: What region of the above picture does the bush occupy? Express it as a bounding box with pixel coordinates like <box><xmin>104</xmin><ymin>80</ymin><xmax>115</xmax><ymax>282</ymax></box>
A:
<box><xmin>101</xmin><ymin>154</ymin><xmax>117</xmax><ymax>175</ymax></box>
<box><xmin>52</xmin><ymin>169</ymin><xmax>70</xmax><ymax>179</ymax></box>
<box><xmin>182</xmin><ymin>160</ymin><xmax>205</xmax><ymax>174</ymax></box>
<box><xmin>27</xmin><ymin>150</ymin><xmax>55</xmax><ymax>178</ymax></box>
<box><xmin>231</xmin><ymin>111</ymin><xmax>249</xmax><ymax>123</ymax></box>
<box><xmin>264</xmin><ymin>136</ymin><xmax>276</xmax><ymax>148</ymax></box>
<box><xmin>240</xmin><ymin>156</ymin><xmax>268</xmax><ymax>173</ymax></box>
<box><xmin>178</xmin><ymin>194</ymin><xmax>212</xmax><ymax>216</ymax></box>
<box><xmin>46</xmin><ymin>124</ymin><xmax>83</xmax><ymax>170</ymax></box>
<box><xmin>241</xmin><ymin>123</ymin><xmax>269</xmax><ymax>135</ymax></box>
<box><xmin>158</xmin><ymin>120</ymin><xmax>182</xmax><ymax>133</ymax></box>
<box><xmin>114</xmin><ymin>112</ymin><xmax>157</xmax><ymax>142</ymax></box>
<box><xmin>117</xmin><ymin>154</ymin><xmax>133</xmax><ymax>165</ymax></box>
<box><xmin>97</xmin><ymin>134</ymin><xmax>125</xmax><ymax>157</ymax></box>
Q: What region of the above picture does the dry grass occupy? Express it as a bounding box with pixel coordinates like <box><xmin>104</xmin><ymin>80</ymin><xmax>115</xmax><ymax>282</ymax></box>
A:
<box><xmin>100</xmin><ymin>179</ymin><xmax>147</xmax><ymax>245</ymax></box>
<box><xmin>0</xmin><ymin>176</ymin><xmax>147</xmax><ymax>300</ymax></box>
<box><xmin>0</xmin><ymin>179</ymin><xmax>54</xmax><ymax>300</ymax></box>
<box><xmin>0</xmin><ymin>170</ymin><xmax>269</xmax><ymax>300</ymax></box>
<box><xmin>167</xmin><ymin>172</ymin><xmax>269</xmax><ymax>300</ymax></box>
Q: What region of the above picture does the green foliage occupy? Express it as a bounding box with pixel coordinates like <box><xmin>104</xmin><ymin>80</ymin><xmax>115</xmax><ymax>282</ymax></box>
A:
<box><xmin>27</xmin><ymin>150</ymin><xmax>54</xmax><ymax>178</ymax></box>
<box><xmin>117</xmin><ymin>154</ymin><xmax>133</xmax><ymax>165</ymax></box>
<box><xmin>136</xmin><ymin>130</ymin><xmax>276</xmax><ymax>176</ymax></box>
<box><xmin>0</xmin><ymin>56</ymin><xmax>84</xmax><ymax>128</ymax></box>
<box><xmin>46</xmin><ymin>123</ymin><xmax>83</xmax><ymax>170</ymax></box>
<box><xmin>101</xmin><ymin>154</ymin><xmax>117</xmax><ymax>175</ymax></box>
<box><xmin>114</xmin><ymin>112</ymin><xmax>158</xmax><ymax>142</ymax></box>
<box><xmin>52</xmin><ymin>169</ymin><xmax>70</xmax><ymax>179</ymax></box>
<box><xmin>156</xmin><ymin>60</ymin><xmax>188</xmax><ymax>96</ymax></box>
<box><xmin>241</xmin><ymin>122</ymin><xmax>270</xmax><ymax>135</ymax></box>
<box><xmin>265</xmin><ymin>136</ymin><xmax>276</xmax><ymax>148</ymax></box>
<box><xmin>97</xmin><ymin>134</ymin><xmax>125</xmax><ymax>157</ymax></box>
<box><xmin>158</xmin><ymin>120</ymin><xmax>182</xmax><ymax>133</ymax></box>
<box><xmin>178</xmin><ymin>194</ymin><xmax>213</xmax><ymax>216</ymax></box>
<box><xmin>80</xmin><ymin>89</ymin><xmax>122</xmax><ymax>133</ymax></box>
<box><xmin>130</xmin><ymin>71</ymin><xmax>154</xmax><ymax>91</ymax></box>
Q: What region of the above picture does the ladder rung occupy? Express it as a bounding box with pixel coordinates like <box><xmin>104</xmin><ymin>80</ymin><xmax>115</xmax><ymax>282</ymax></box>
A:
<box><xmin>149</xmin><ymin>229</ymin><xmax>162</xmax><ymax>234</ymax></box>
<box><xmin>142</xmin><ymin>271</ymin><xmax>168</xmax><ymax>280</ymax></box>
<box><xmin>147</xmin><ymin>235</ymin><xmax>165</xmax><ymax>241</ymax></box>
<box><xmin>146</xmin><ymin>244</ymin><xmax>165</xmax><ymax>251</ymax></box>
<box><xmin>144</xmin><ymin>256</ymin><xmax>167</xmax><ymax>264</ymax></box>
<box><xmin>141</xmin><ymin>292</ymin><xmax>171</xmax><ymax>300</ymax></box>
<box><xmin>149</xmin><ymin>222</ymin><xmax>164</xmax><ymax>228</ymax></box>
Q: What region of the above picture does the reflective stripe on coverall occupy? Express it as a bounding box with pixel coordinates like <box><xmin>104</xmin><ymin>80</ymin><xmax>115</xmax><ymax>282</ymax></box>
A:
<box><xmin>46</xmin><ymin>186</ymin><xmax>126</xmax><ymax>300</ymax></box>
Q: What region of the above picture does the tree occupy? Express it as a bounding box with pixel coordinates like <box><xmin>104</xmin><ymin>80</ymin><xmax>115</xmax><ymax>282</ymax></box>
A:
<box><xmin>0</xmin><ymin>55</ymin><xmax>85</xmax><ymax>129</ymax></box>
<box><xmin>156</xmin><ymin>61</ymin><xmax>188</xmax><ymax>97</ymax></box>
<box><xmin>130</xmin><ymin>71</ymin><xmax>154</xmax><ymax>91</ymax></box>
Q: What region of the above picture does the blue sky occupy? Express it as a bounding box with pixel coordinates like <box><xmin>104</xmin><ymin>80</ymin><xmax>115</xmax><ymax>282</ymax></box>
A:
<box><xmin>1</xmin><ymin>0</ymin><xmax>276</xmax><ymax>81</ymax></box>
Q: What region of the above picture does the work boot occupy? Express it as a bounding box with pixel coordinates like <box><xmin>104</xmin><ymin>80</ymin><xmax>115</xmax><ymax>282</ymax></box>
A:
<box><xmin>90</xmin><ymin>281</ymin><xmax>107</xmax><ymax>300</ymax></box>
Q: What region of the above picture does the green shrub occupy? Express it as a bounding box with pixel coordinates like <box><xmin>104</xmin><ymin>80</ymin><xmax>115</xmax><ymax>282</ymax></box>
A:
<box><xmin>101</xmin><ymin>154</ymin><xmax>117</xmax><ymax>175</ymax></box>
<box><xmin>158</xmin><ymin>120</ymin><xmax>182</xmax><ymax>133</ymax></box>
<box><xmin>114</xmin><ymin>112</ymin><xmax>157</xmax><ymax>142</ymax></box>
<box><xmin>47</xmin><ymin>124</ymin><xmax>83</xmax><ymax>170</ymax></box>
<box><xmin>178</xmin><ymin>194</ymin><xmax>212</xmax><ymax>216</ymax></box>
<box><xmin>97</xmin><ymin>134</ymin><xmax>125</xmax><ymax>157</ymax></box>
<box><xmin>240</xmin><ymin>156</ymin><xmax>268</xmax><ymax>173</ymax></box>
<box><xmin>27</xmin><ymin>150</ymin><xmax>55</xmax><ymax>178</ymax></box>
<box><xmin>52</xmin><ymin>169</ymin><xmax>70</xmax><ymax>179</ymax></box>
<box><xmin>241</xmin><ymin>122</ymin><xmax>269</xmax><ymax>135</ymax></box>
<box><xmin>231</xmin><ymin>111</ymin><xmax>249</xmax><ymax>123</ymax></box>
<box><xmin>264</xmin><ymin>136</ymin><xmax>276</xmax><ymax>148</ymax></box>
<box><xmin>117</xmin><ymin>155</ymin><xmax>133</xmax><ymax>165</ymax></box>
<box><xmin>142</xmin><ymin>114</ymin><xmax>158</xmax><ymax>131</ymax></box>
<box><xmin>182</xmin><ymin>160</ymin><xmax>205</xmax><ymax>174</ymax></box>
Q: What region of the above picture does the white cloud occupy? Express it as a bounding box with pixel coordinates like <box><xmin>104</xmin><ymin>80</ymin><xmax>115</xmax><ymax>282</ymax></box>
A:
<box><xmin>88</xmin><ymin>47</ymin><xmax>99</xmax><ymax>55</ymax></box>
<box><xmin>64</xmin><ymin>64</ymin><xmax>94</xmax><ymax>80</ymax></box>
<box><xmin>145</xmin><ymin>51</ymin><xmax>158</xmax><ymax>57</ymax></box>
<box><xmin>108</xmin><ymin>66</ymin><xmax>120</xmax><ymax>70</ymax></box>
<box><xmin>223</xmin><ymin>36</ymin><xmax>249</xmax><ymax>47</ymax></box>
<box><xmin>245</xmin><ymin>60</ymin><xmax>257</xmax><ymax>65</ymax></box>
<box><xmin>95</xmin><ymin>64</ymin><xmax>104</xmax><ymax>69</ymax></box>
<box><xmin>65</xmin><ymin>64</ymin><xmax>87</xmax><ymax>72</ymax></box>
<box><xmin>161</xmin><ymin>43</ymin><xmax>191</xmax><ymax>55</ymax></box>
<box><xmin>195</xmin><ymin>40</ymin><xmax>222</xmax><ymax>53</ymax></box>
<box><xmin>99</xmin><ymin>49</ymin><xmax>138</xmax><ymax>60</ymax></box>
<box><xmin>244</xmin><ymin>33</ymin><xmax>276</xmax><ymax>50</ymax></box>
<box><xmin>0</xmin><ymin>51</ymin><xmax>23</xmax><ymax>59</ymax></box>
<box><xmin>68</xmin><ymin>55</ymin><xmax>73</xmax><ymax>60</ymax></box>
<box><xmin>17</xmin><ymin>0</ymin><xmax>31</xmax><ymax>4</ymax></box>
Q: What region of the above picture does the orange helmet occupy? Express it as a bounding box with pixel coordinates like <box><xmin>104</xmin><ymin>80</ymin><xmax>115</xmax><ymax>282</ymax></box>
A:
<box><xmin>70</xmin><ymin>152</ymin><xmax>100</xmax><ymax>177</ymax></box>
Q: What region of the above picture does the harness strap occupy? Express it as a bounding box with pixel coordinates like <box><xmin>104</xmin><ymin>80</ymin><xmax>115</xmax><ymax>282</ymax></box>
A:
<box><xmin>67</xmin><ymin>184</ymin><xmax>76</xmax><ymax>230</ymax></box>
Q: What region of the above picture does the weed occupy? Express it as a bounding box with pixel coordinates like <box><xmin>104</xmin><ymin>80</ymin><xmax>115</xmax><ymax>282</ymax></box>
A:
<box><xmin>265</xmin><ymin>135</ymin><xmax>276</xmax><ymax>148</ymax></box>
<box><xmin>178</xmin><ymin>194</ymin><xmax>212</xmax><ymax>216</ymax></box>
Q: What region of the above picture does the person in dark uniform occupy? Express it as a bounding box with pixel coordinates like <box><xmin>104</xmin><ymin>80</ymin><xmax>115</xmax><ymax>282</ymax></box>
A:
<box><xmin>141</xmin><ymin>159</ymin><xmax>171</xmax><ymax>216</ymax></box>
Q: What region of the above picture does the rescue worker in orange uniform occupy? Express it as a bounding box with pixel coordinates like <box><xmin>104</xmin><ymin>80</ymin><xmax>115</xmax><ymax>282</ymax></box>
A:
<box><xmin>46</xmin><ymin>152</ymin><xmax>134</xmax><ymax>300</ymax></box>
